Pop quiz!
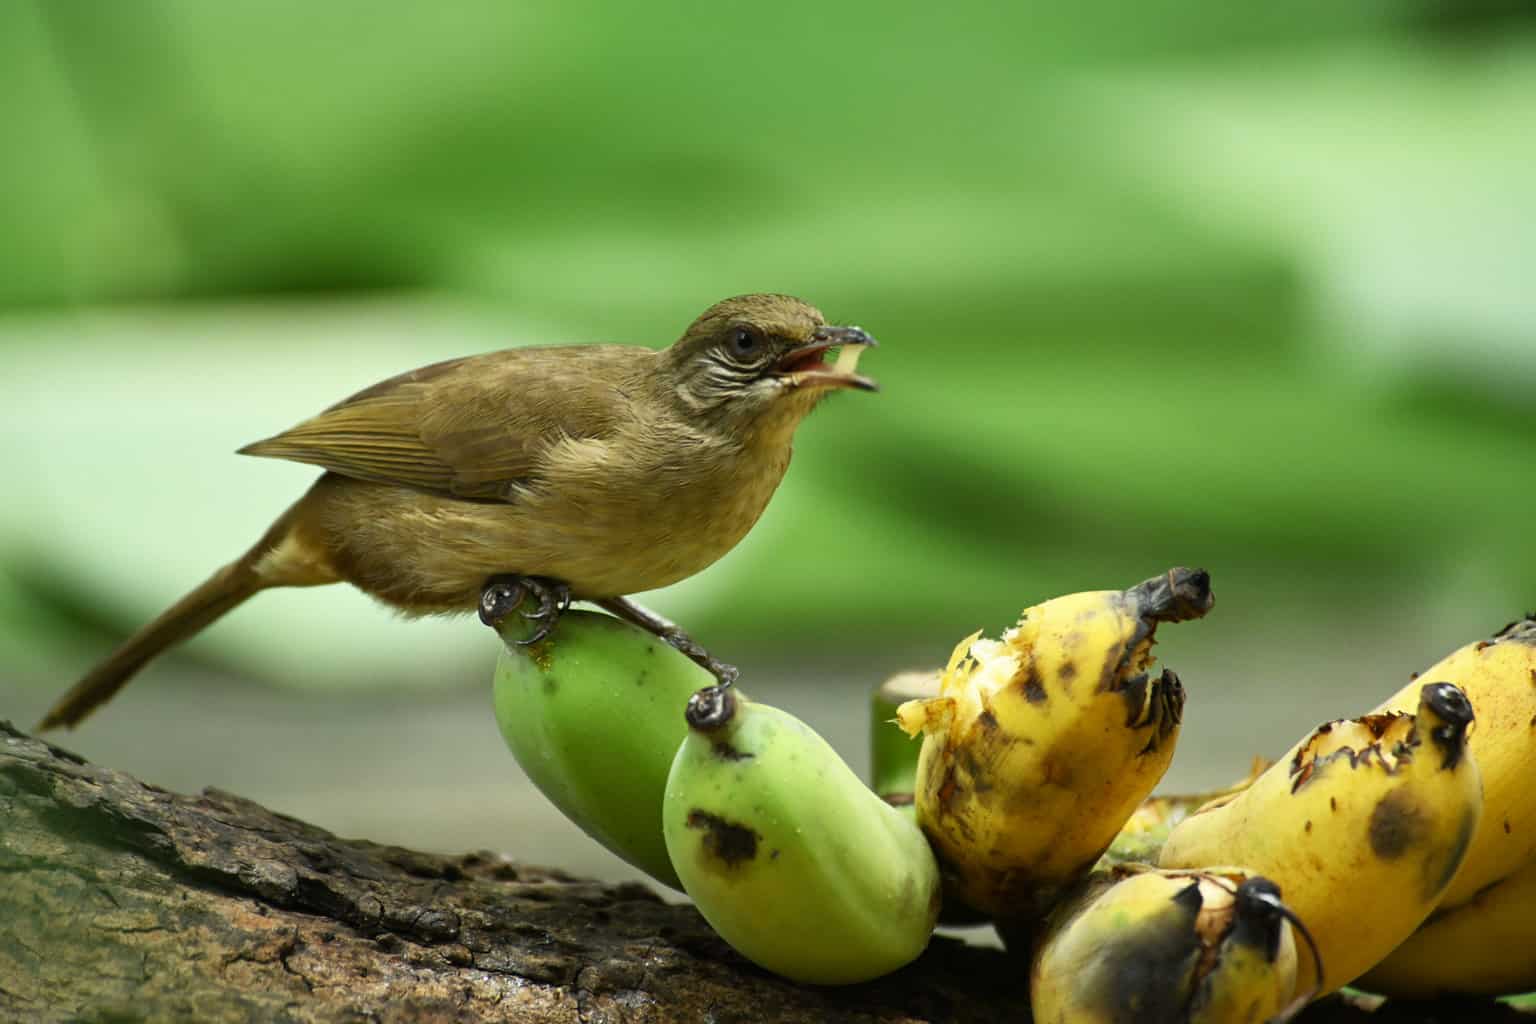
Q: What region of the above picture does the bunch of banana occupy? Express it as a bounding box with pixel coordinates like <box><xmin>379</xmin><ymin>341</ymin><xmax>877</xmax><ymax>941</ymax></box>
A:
<box><xmin>663</xmin><ymin>685</ymin><xmax>941</xmax><ymax>984</ymax></box>
<box><xmin>1028</xmin><ymin>867</ymin><xmax>1320</xmax><ymax>1024</ymax></box>
<box><xmin>1158</xmin><ymin>682</ymin><xmax>1481</xmax><ymax>997</ymax></box>
<box><xmin>896</xmin><ymin>567</ymin><xmax>1213</xmax><ymax>916</ymax></box>
<box><xmin>490</xmin><ymin>609</ymin><xmax>715</xmax><ymax>890</ymax></box>
<box><xmin>1356</xmin><ymin>614</ymin><xmax>1536</xmax><ymax>998</ymax></box>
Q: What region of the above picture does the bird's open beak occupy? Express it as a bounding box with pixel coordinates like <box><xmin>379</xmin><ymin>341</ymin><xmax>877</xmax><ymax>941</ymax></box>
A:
<box><xmin>772</xmin><ymin>326</ymin><xmax>879</xmax><ymax>392</ymax></box>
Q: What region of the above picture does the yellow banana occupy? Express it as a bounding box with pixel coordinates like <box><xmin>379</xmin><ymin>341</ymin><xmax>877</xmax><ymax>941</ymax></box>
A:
<box><xmin>492</xmin><ymin>609</ymin><xmax>713</xmax><ymax>890</ymax></box>
<box><xmin>663</xmin><ymin>687</ymin><xmax>941</xmax><ymax>985</ymax></box>
<box><xmin>1374</xmin><ymin>615</ymin><xmax>1536</xmax><ymax>907</ymax></box>
<box><xmin>1159</xmin><ymin>682</ymin><xmax>1481</xmax><ymax>997</ymax></box>
<box><xmin>897</xmin><ymin>567</ymin><xmax>1213</xmax><ymax>916</ymax></box>
<box><xmin>1357</xmin><ymin>856</ymin><xmax>1536</xmax><ymax>998</ymax></box>
<box><xmin>1030</xmin><ymin>867</ymin><xmax>1313</xmax><ymax>1024</ymax></box>
<box><xmin>1187</xmin><ymin>877</ymin><xmax>1314</xmax><ymax>1024</ymax></box>
<box><xmin>1102</xmin><ymin>762</ymin><xmax>1267</xmax><ymax>868</ymax></box>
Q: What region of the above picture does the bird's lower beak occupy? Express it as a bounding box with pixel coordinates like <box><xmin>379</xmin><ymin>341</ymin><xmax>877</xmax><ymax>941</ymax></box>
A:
<box><xmin>773</xmin><ymin>326</ymin><xmax>879</xmax><ymax>392</ymax></box>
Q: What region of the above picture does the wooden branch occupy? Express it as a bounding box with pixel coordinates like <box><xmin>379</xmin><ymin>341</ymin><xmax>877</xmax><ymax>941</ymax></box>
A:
<box><xmin>0</xmin><ymin>721</ymin><xmax>1519</xmax><ymax>1022</ymax></box>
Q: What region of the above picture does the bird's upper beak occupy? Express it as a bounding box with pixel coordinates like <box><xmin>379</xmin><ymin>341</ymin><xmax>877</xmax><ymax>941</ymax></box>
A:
<box><xmin>772</xmin><ymin>326</ymin><xmax>879</xmax><ymax>392</ymax></box>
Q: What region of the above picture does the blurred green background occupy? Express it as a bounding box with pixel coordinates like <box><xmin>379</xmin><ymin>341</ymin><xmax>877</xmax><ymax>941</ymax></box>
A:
<box><xmin>2</xmin><ymin>1</ymin><xmax>1533</xmax><ymax>883</ymax></box>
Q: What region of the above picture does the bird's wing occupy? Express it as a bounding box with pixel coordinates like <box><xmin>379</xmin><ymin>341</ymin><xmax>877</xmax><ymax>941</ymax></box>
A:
<box><xmin>238</xmin><ymin>348</ymin><xmax>632</xmax><ymax>501</ymax></box>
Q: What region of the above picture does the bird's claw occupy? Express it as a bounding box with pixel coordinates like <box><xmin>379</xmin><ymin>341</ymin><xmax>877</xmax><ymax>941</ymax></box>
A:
<box><xmin>662</xmin><ymin>630</ymin><xmax>739</xmax><ymax>688</ymax></box>
<box><xmin>479</xmin><ymin>574</ymin><xmax>571</xmax><ymax>645</ymax></box>
<box><xmin>516</xmin><ymin>577</ymin><xmax>571</xmax><ymax>645</ymax></box>
<box><xmin>479</xmin><ymin>577</ymin><xmax>527</xmax><ymax>627</ymax></box>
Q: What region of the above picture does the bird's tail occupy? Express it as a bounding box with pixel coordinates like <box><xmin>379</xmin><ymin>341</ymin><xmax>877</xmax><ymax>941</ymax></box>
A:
<box><xmin>36</xmin><ymin>499</ymin><xmax>326</xmax><ymax>732</ymax></box>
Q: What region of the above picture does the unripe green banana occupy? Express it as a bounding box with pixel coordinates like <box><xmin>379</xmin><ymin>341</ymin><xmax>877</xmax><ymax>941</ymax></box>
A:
<box><xmin>1159</xmin><ymin>682</ymin><xmax>1482</xmax><ymax>997</ymax></box>
<box><xmin>492</xmin><ymin>610</ymin><xmax>715</xmax><ymax>890</ymax></box>
<box><xmin>1029</xmin><ymin>867</ymin><xmax>1315</xmax><ymax>1024</ymax></box>
<box><xmin>663</xmin><ymin>686</ymin><xmax>941</xmax><ymax>985</ymax></box>
<box><xmin>897</xmin><ymin>568</ymin><xmax>1211</xmax><ymax>917</ymax></box>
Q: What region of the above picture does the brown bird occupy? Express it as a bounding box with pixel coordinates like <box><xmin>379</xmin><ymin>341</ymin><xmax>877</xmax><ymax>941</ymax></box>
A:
<box><xmin>38</xmin><ymin>293</ymin><xmax>877</xmax><ymax>731</ymax></box>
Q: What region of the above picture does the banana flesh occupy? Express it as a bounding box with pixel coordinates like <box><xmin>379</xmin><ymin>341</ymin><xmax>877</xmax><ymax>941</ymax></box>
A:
<box><xmin>897</xmin><ymin>567</ymin><xmax>1212</xmax><ymax>916</ymax></box>
<box><xmin>663</xmin><ymin>687</ymin><xmax>941</xmax><ymax>985</ymax></box>
<box><xmin>492</xmin><ymin>609</ymin><xmax>714</xmax><ymax>890</ymax></box>
<box><xmin>1374</xmin><ymin>615</ymin><xmax>1536</xmax><ymax>908</ymax></box>
<box><xmin>1030</xmin><ymin>868</ymin><xmax>1305</xmax><ymax>1024</ymax></box>
<box><xmin>1159</xmin><ymin>682</ymin><xmax>1481</xmax><ymax>997</ymax></box>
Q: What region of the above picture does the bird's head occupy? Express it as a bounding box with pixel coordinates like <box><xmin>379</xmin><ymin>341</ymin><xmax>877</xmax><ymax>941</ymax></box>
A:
<box><xmin>662</xmin><ymin>294</ymin><xmax>878</xmax><ymax>437</ymax></box>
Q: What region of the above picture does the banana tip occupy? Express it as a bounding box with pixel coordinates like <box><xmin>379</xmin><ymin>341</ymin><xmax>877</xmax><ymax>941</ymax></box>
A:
<box><xmin>685</xmin><ymin>685</ymin><xmax>738</xmax><ymax>733</ymax></box>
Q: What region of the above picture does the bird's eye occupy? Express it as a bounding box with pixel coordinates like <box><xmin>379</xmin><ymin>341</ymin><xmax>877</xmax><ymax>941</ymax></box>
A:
<box><xmin>729</xmin><ymin>326</ymin><xmax>763</xmax><ymax>357</ymax></box>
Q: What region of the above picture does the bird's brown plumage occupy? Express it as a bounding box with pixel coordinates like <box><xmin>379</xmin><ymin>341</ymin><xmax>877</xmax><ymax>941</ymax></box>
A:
<box><xmin>39</xmin><ymin>294</ymin><xmax>873</xmax><ymax>730</ymax></box>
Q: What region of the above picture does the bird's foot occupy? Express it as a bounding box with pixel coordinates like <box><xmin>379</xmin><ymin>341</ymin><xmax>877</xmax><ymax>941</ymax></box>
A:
<box><xmin>479</xmin><ymin>574</ymin><xmax>572</xmax><ymax>645</ymax></box>
<box><xmin>593</xmin><ymin>596</ymin><xmax>740</xmax><ymax>688</ymax></box>
<box><xmin>664</xmin><ymin>632</ymin><xmax>740</xmax><ymax>688</ymax></box>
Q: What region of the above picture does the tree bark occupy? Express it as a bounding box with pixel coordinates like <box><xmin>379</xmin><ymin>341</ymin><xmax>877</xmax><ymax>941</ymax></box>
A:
<box><xmin>0</xmin><ymin>720</ymin><xmax>1521</xmax><ymax>1023</ymax></box>
<box><xmin>0</xmin><ymin>720</ymin><xmax>1025</xmax><ymax>1023</ymax></box>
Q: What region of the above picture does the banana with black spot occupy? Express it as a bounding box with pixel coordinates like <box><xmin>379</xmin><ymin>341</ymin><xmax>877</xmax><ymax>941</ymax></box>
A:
<box><xmin>492</xmin><ymin>609</ymin><xmax>716</xmax><ymax>890</ymax></box>
<box><xmin>896</xmin><ymin>568</ymin><xmax>1212</xmax><ymax>917</ymax></box>
<box><xmin>1372</xmin><ymin>614</ymin><xmax>1536</xmax><ymax>908</ymax></box>
<box><xmin>663</xmin><ymin>686</ymin><xmax>941</xmax><ymax>984</ymax></box>
<box><xmin>1029</xmin><ymin>867</ymin><xmax>1317</xmax><ymax>1024</ymax></box>
<box><xmin>1158</xmin><ymin>682</ymin><xmax>1481</xmax><ymax>997</ymax></box>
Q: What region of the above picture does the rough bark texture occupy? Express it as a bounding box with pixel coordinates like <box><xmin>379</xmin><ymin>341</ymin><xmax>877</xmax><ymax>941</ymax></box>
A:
<box><xmin>0</xmin><ymin>720</ymin><xmax>1524</xmax><ymax>1023</ymax></box>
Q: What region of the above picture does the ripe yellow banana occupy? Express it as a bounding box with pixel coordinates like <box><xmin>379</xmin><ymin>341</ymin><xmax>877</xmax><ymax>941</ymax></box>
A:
<box><xmin>1102</xmin><ymin>764</ymin><xmax>1267</xmax><ymax>868</ymax></box>
<box><xmin>1159</xmin><ymin>682</ymin><xmax>1481</xmax><ymax>997</ymax></box>
<box><xmin>1357</xmin><ymin>856</ymin><xmax>1536</xmax><ymax>998</ymax></box>
<box><xmin>1029</xmin><ymin>867</ymin><xmax>1314</xmax><ymax>1024</ymax></box>
<box><xmin>897</xmin><ymin>567</ymin><xmax>1213</xmax><ymax>916</ymax></box>
<box><xmin>663</xmin><ymin>687</ymin><xmax>941</xmax><ymax>985</ymax></box>
<box><xmin>492</xmin><ymin>609</ymin><xmax>714</xmax><ymax>890</ymax></box>
<box><xmin>1374</xmin><ymin>615</ymin><xmax>1536</xmax><ymax>908</ymax></box>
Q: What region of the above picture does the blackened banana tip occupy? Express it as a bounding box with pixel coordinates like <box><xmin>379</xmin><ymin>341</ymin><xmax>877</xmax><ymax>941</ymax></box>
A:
<box><xmin>686</xmin><ymin>685</ymin><xmax>738</xmax><ymax>733</ymax></box>
<box><xmin>1132</xmin><ymin>567</ymin><xmax>1215</xmax><ymax>624</ymax></box>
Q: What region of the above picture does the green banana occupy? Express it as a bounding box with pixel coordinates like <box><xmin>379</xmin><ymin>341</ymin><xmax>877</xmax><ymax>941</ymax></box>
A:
<box><xmin>492</xmin><ymin>609</ymin><xmax>715</xmax><ymax>890</ymax></box>
<box><xmin>663</xmin><ymin>686</ymin><xmax>941</xmax><ymax>985</ymax></box>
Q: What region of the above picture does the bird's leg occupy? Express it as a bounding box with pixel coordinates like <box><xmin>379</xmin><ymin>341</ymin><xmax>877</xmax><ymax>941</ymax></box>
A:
<box><xmin>479</xmin><ymin>574</ymin><xmax>571</xmax><ymax>645</ymax></box>
<box><xmin>594</xmin><ymin>596</ymin><xmax>740</xmax><ymax>688</ymax></box>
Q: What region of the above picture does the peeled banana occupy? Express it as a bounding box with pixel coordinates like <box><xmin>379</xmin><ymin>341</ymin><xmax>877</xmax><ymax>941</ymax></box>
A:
<box><xmin>662</xmin><ymin>686</ymin><xmax>941</xmax><ymax>985</ymax></box>
<box><xmin>1159</xmin><ymin>682</ymin><xmax>1481</xmax><ymax>996</ymax></box>
<box><xmin>492</xmin><ymin>609</ymin><xmax>714</xmax><ymax>890</ymax></box>
<box><xmin>897</xmin><ymin>567</ymin><xmax>1211</xmax><ymax>916</ymax></box>
<box><xmin>1374</xmin><ymin>615</ymin><xmax>1536</xmax><ymax>908</ymax></box>
<box><xmin>1030</xmin><ymin>867</ymin><xmax>1313</xmax><ymax>1024</ymax></box>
